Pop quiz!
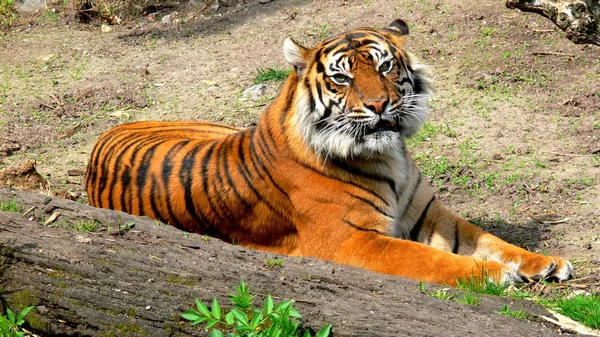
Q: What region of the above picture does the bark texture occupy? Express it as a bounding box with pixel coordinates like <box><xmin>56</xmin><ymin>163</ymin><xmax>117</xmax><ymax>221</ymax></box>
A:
<box><xmin>506</xmin><ymin>0</ymin><xmax>600</xmax><ymax>46</ymax></box>
<box><xmin>0</xmin><ymin>188</ymin><xmax>565</xmax><ymax>337</ymax></box>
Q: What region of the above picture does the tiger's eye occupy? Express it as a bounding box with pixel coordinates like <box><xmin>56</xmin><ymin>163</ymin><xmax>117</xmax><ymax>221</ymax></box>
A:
<box><xmin>379</xmin><ymin>60</ymin><xmax>393</xmax><ymax>73</ymax></box>
<box><xmin>331</xmin><ymin>73</ymin><xmax>351</xmax><ymax>85</ymax></box>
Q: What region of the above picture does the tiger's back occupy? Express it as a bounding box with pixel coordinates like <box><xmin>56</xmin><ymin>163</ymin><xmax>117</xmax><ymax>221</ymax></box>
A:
<box><xmin>86</xmin><ymin>121</ymin><xmax>241</xmax><ymax>232</ymax></box>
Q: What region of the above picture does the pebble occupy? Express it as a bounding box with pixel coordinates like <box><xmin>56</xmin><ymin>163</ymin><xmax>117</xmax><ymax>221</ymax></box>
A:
<box><xmin>242</xmin><ymin>83</ymin><xmax>267</xmax><ymax>99</ymax></box>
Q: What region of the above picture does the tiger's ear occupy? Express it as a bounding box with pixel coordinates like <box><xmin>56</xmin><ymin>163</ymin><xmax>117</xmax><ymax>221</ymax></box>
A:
<box><xmin>382</xmin><ymin>19</ymin><xmax>409</xmax><ymax>48</ymax></box>
<box><xmin>283</xmin><ymin>38</ymin><xmax>309</xmax><ymax>75</ymax></box>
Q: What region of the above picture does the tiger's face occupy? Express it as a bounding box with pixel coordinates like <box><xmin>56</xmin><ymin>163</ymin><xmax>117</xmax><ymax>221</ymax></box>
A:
<box><xmin>284</xmin><ymin>19</ymin><xmax>432</xmax><ymax>160</ymax></box>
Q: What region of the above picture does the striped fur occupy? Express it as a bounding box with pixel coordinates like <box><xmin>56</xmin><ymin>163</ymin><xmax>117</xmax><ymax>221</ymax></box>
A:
<box><xmin>86</xmin><ymin>19</ymin><xmax>573</xmax><ymax>286</ymax></box>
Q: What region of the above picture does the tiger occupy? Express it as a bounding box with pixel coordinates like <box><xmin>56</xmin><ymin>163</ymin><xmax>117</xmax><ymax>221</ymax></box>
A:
<box><xmin>85</xmin><ymin>19</ymin><xmax>574</xmax><ymax>286</ymax></box>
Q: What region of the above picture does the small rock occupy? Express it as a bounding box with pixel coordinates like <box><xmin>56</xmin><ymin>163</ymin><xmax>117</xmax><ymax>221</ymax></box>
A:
<box><xmin>242</xmin><ymin>83</ymin><xmax>267</xmax><ymax>99</ymax></box>
<box><xmin>67</xmin><ymin>169</ymin><xmax>86</xmax><ymax>177</ymax></box>
<box><xmin>101</xmin><ymin>24</ymin><xmax>112</xmax><ymax>33</ymax></box>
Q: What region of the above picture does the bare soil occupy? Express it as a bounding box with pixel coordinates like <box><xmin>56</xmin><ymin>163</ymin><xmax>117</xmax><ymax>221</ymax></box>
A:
<box><xmin>1</xmin><ymin>0</ymin><xmax>599</xmax><ymax>327</ymax></box>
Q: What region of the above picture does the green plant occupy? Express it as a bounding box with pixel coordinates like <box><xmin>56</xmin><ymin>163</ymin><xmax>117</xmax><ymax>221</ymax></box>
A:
<box><xmin>0</xmin><ymin>199</ymin><xmax>23</xmax><ymax>213</ymax></box>
<box><xmin>254</xmin><ymin>68</ymin><xmax>291</xmax><ymax>84</ymax></box>
<box><xmin>456</xmin><ymin>269</ymin><xmax>511</xmax><ymax>296</ymax></box>
<box><xmin>0</xmin><ymin>306</ymin><xmax>36</xmax><ymax>337</ymax></box>
<box><xmin>0</xmin><ymin>0</ymin><xmax>18</xmax><ymax>29</ymax></box>
<box><xmin>318</xmin><ymin>23</ymin><xmax>329</xmax><ymax>39</ymax></box>
<box><xmin>496</xmin><ymin>304</ymin><xmax>528</xmax><ymax>320</ymax></box>
<box><xmin>182</xmin><ymin>281</ymin><xmax>332</xmax><ymax>337</ymax></box>
<box><xmin>71</xmin><ymin>219</ymin><xmax>99</xmax><ymax>232</ymax></box>
<box><xmin>265</xmin><ymin>259</ymin><xmax>284</xmax><ymax>268</ymax></box>
<box><xmin>456</xmin><ymin>293</ymin><xmax>481</xmax><ymax>306</ymax></box>
<box><xmin>428</xmin><ymin>288</ymin><xmax>455</xmax><ymax>301</ymax></box>
<box><xmin>548</xmin><ymin>294</ymin><xmax>600</xmax><ymax>329</ymax></box>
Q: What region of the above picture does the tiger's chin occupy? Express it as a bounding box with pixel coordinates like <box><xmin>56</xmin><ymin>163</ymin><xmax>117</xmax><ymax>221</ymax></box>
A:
<box><xmin>309</xmin><ymin>130</ymin><xmax>402</xmax><ymax>161</ymax></box>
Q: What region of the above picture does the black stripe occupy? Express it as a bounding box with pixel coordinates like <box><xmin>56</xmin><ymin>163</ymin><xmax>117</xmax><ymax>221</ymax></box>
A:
<box><xmin>247</xmin><ymin>134</ymin><xmax>291</xmax><ymax>204</ymax></box>
<box><xmin>234</xmin><ymin>158</ymin><xmax>283</xmax><ymax>217</ymax></box>
<box><xmin>179</xmin><ymin>146</ymin><xmax>212</xmax><ymax>231</ymax></box>
<box><xmin>332</xmin><ymin>158</ymin><xmax>397</xmax><ymax>199</ymax></box>
<box><xmin>210</xmin><ymin>136</ymin><xmax>236</xmax><ymax>221</ymax></box>
<box><xmin>346</xmin><ymin>192</ymin><xmax>393</xmax><ymax>219</ymax></box>
<box><xmin>149</xmin><ymin>174</ymin><xmax>161</xmax><ymax>219</ymax></box>
<box><xmin>398</xmin><ymin>170</ymin><xmax>422</xmax><ymax>218</ymax></box>
<box><xmin>104</xmin><ymin>132</ymin><xmax>157</xmax><ymax>209</ymax></box>
<box><xmin>452</xmin><ymin>222</ymin><xmax>460</xmax><ymax>254</ymax></box>
<box><xmin>201</xmin><ymin>141</ymin><xmax>222</xmax><ymax>224</ymax></box>
<box><xmin>256</xmin><ymin>127</ymin><xmax>277</xmax><ymax>166</ymax></box>
<box><xmin>119</xmin><ymin>165</ymin><xmax>131</xmax><ymax>212</ymax></box>
<box><xmin>343</xmin><ymin>219</ymin><xmax>383</xmax><ymax>234</ymax></box>
<box><xmin>132</xmin><ymin>140</ymin><xmax>162</xmax><ymax>214</ymax></box>
<box><xmin>409</xmin><ymin>196</ymin><xmax>435</xmax><ymax>241</ymax></box>
<box><xmin>161</xmin><ymin>140</ymin><xmax>190</xmax><ymax>230</ymax></box>
<box><xmin>296</xmin><ymin>160</ymin><xmax>389</xmax><ymax>207</ymax></box>
<box><xmin>221</xmin><ymin>138</ymin><xmax>252</xmax><ymax>209</ymax></box>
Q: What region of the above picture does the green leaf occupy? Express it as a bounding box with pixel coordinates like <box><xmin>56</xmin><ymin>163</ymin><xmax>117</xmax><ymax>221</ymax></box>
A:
<box><xmin>303</xmin><ymin>330</ymin><xmax>312</xmax><ymax>337</ymax></box>
<box><xmin>250</xmin><ymin>310</ymin><xmax>263</xmax><ymax>329</ymax></box>
<box><xmin>210</xmin><ymin>330</ymin><xmax>224</xmax><ymax>337</ymax></box>
<box><xmin>195</xmin><ymin>298</ymin><xmax>212</xmax><ymax>318</ymax></box>
<box><xmin>17</xmin><ymin>306</ymin><xmax>35</xmax><ymax>321</ymax></box>
<box><xmin>211</xmin><ymin>297</ymin><xmax>221</xmax><ymax>320</ymax></box>
<box><xmin>274</xmin><ymin>300</ymin><xmax>293</xmax><ymax>313</ymax></box>
<box><xmin>181</xmin><ymin>310</ymin><xmax>202</xmax><ymax>321</ymax></box>
<box><xmin>191</xmin><ymin>317</ymin><xmax>209</xmax><ymax>325</ymax></box>
<box><xmin>264</xmin><ymin>295</ymin><xmax>274</xmax><ymax>315</ymax></box>
<box><xmin>234</xmin><ymin>325</ymin><xmax>254</xmax><ymax>333</ymax></box>
<box><xmin>225</xmin><ymin>311</ymin><xmax>235</xmax><ymax>325</ymax></box>
<box><xmin>230</xmin><ymin>308</ymin><xmax>249</xmax><ymax>325</ymax></box>
<box><xmin>6</xmin><ymin>308</ymin><xmax>15</xmax><ymax>324</ymax></box>
<box><xmin>205</xmin><ymin>318</ymin><xmax>219</xmax><ymax>330</ymax></box>
<box><xmin>316</xmin><ymin>324</ymin><xmax>332</xmax><ymax>337</ymax></box>
<box><xmin>288</xmin><ymin>307</ymin><xmax>301</xmax><ymax>319</ymax></box>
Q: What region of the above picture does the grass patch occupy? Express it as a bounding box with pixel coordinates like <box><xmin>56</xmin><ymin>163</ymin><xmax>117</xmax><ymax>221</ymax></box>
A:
<box><xmin>182</xmin><ymin>280</ymin><xmax>332</xmax><ymax>337</ymax></box>
<box><xmin>0</xmin><ymin>0</ymin><xmax>18</xmax><ymax>30</ymax></box>
<box><xmin>547</xmin><ymin>294</ymin><xmax>600</xmax><ymax>329</ymax></box>
<box><xmin>265</xmin><ymin>258</ymin><xmax>284</xmax><ymax>268</ymax></box>
<box><xmin>456</xmin><ymin>293</ymin><xmax>482</xmax><ymax>306</ymax></box>
<box><xmin>71</xmin><ymin>219</ymin><xmax>99</xmax><ymax>232</ymax></box>
<box><xmin>0</xmin><ymin>198</ymin><xmax>23</xmax><ymax>213</ymax></box>
<box><xmin>456</xmin><ymin>272</ymin><xmax>511</xmax><ymax>296</ymax></box>
<box><xmin>253</xmin><ymin>67</ymin><xmax>291</xmax><ymax>84</ymax></box>
<box><xmin>496</xmin><ymin>304</ymin><xmax>528</xmax><ymax>319</ymax></box>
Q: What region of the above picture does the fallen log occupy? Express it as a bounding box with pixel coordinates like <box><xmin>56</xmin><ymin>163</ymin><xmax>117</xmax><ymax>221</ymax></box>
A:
<box><xmin>506</xmin><ymin>0</ymin><xmax>600</xmax><ymax>46</ymax></box>
<box><xmin>0</xmin><ymin>188</ymin><xmax>564</xmax><ymax>336</ymax></box>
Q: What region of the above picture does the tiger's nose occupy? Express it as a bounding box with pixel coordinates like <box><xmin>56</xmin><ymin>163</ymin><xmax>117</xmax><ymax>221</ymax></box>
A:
<box><xmin>365</xmin><ymin>97</ymin><xmax>389</xmax><ymax>114</ymax></box>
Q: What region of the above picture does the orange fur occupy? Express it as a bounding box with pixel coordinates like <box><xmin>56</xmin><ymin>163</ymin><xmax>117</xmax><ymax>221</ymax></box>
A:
<box><xmin>86</xmin><ymin>19</ymin><xmax>573</xmax><ymax>286</ymax></box>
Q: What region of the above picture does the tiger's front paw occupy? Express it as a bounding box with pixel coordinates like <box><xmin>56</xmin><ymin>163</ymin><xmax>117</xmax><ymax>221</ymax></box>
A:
<box><xmin>509</xmin><ymin>254</ymin><xmax>574</xmax><ymax>283</ymax></box>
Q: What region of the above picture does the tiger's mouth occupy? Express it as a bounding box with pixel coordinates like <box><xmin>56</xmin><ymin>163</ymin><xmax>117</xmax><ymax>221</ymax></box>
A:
<box><xmin>365</xmin><ymin>119</ymin><xmax>400</xmax><ymax>135</ymax></box>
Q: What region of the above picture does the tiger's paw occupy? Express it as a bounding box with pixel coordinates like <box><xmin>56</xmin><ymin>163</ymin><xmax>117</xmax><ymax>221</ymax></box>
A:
<box><xmin>510</xmin><ymin>255</ymin><xmax>574</xmax><ymax>283</ymax></box>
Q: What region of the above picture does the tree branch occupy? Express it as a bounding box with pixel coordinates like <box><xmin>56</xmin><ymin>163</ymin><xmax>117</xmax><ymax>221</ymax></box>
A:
<box><xmin>506</xmin><ymin>0</ymin><xmax>600</xmax><ymax>46</ymax></box>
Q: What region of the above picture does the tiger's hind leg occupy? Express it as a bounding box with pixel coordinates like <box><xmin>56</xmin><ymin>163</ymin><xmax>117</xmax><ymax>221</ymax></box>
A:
<box><xmin>417</xmin><ymin>199</ymin><xmax>574</xmax><ymax>283</ymax></box>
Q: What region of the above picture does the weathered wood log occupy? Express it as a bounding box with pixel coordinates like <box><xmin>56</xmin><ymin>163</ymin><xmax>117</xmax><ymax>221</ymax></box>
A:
<box><xmin>506</xmin><ymin>0</ymin><xmax>600</xmax><ymax>46</ymax></box>
<box><xmin>0</xmin><ymin>188</ymin><xmax>564</xmax><ymax>336</ymax></box>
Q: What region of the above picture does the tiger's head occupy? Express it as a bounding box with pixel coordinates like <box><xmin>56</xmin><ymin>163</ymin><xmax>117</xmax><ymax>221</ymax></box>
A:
<box><xmin>283</xmin><ymin>19</ymin><xmax>432</xmax><ymax>160</ymax></box>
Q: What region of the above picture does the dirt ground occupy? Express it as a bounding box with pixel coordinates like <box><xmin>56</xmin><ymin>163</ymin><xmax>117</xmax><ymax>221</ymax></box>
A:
<box><xmin>1</xmin><ymin>0</ymin><xmax>599</xmax><ymax>287</ymax></box>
